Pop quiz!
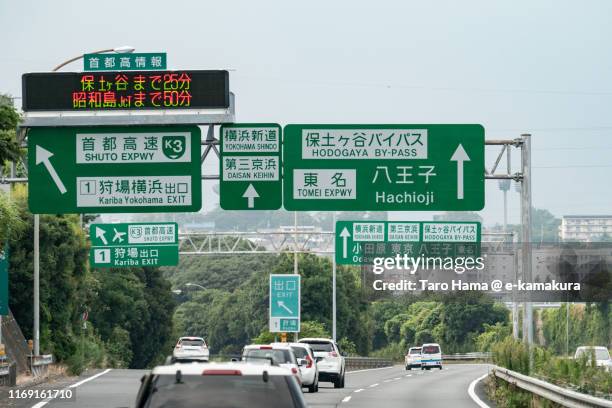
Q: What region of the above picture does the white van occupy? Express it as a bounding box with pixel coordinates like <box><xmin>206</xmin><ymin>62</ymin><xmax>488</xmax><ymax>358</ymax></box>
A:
<box><xmin>420</xmin><ymin>343</ymin><xmax>442</xmax><ymax>370</ymax></box>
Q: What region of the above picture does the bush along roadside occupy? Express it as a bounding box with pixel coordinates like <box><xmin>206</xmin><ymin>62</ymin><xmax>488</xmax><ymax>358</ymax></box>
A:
<box><xmin>487</xmin><ymin>337</ymin><xmax>612</xmax><ymax>405</ymax></box>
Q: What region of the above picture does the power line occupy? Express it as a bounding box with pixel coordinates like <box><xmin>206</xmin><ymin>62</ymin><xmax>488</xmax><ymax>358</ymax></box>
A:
<box><xmin>533</xmin><ymin>164</ymin><xmax>612</xmax><ymax>169</ymax></box>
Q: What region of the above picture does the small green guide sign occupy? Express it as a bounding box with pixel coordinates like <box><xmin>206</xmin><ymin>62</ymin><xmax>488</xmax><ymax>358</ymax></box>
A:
<box><xmin>90</xmin><ymin>222</ymin><xmax>179</xmax><ymax>268</ymax></box>
<box><xmin>269</xmin><ymin>274</ymin><xmax>300</xmax><ymax>333</ymax></box>
<box><xmin>28</xmin><ymin>126</ymin><xmax>201</xmax><ymax>214</ymax></box>
<box><xmin>0</xmin><ymin>245</ymin><xmax>8</xmax><ymax>316</ymax></box>
<box><xmin>220</xmin><ymin>124</ymin><xmax>282</xmax><ymax>210</ymax></box>
<box><xmin>283</xmin><ymin>124</ymin><xmax>484</xmax><ymax>211</ymax></box>
<box><xmin>84</xmin><ymin>52</ymin><xmax>167</xmax><ymax>71</ymax></box>
<box><xmin>335</xmin><ymin>221</ymin><xmax>481</xmax><ymax>265</ymax></box>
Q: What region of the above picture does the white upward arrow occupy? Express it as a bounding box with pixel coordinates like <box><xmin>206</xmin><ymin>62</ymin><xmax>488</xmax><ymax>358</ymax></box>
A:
<box><xmin>36</xmin><ymin>146</ymin><xmax>67</xmax><ymax>194</ymax></box>
<box><xmin>450</xmin><ymin>144</ymin><xmax>470</xmax><ymax>200</ymax></box>
<box><xmin>95</xmin><ymin>227</ymin><xmax>108</xmax><ymax>245</ymax></box>
<box><xmin>242</xmin><ymin>184</ymin><xmax>259</xmax><ymax>208</ymax></box>
<box><xmin>277</xmin><ymin>301</ymin><xmax>293</xmax><ymax>315</ymax></box>
<box><xmin>339</xmin><ymin>227</ymin><xmax>351</xmax><ymax>259</ymax></box>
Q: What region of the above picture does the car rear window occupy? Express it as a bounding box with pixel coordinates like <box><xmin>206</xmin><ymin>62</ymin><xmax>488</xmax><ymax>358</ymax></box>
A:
<box><xmin>180</xmin><ymin>340</ymin><xmax>204</xmax><ymax>347</ymax></box>
<box><xmin>290</xmin><ymin>346</ymin><xmax>309</xmax><ymax>359</ymax></box>
<box><xmin>577</xmin><ymin>348</ymin><xmax>610</xmax><ymax>360</ymax></box>
<box><xmin>422</xmin><ymin>346</ymin><xmax>440</xmax><ymax>354</ymax></box>
<box><xmin>409</xmin><ymin>348</ymin><xmax>421</xmax><ymax>355</ymax></box>
<box><xmin>244</xmin><ymin>349</ymin><xmax>295</xmax><ymax>365</ymax></box>
<box><xmin>300</xmin><ymin>341</ymin><xmax>333</xmax><ymax>352</ymax></box>
<box><xmin>144</xmin><ymin>374</ymin><xmax>304</xmax><ymax>408</ymax></box>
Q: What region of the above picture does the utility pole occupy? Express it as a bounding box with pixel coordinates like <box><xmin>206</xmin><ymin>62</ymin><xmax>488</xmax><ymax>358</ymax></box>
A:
<box><xmin>520</xmin><ymin>134</ymin><xmax>533</xmax><ymax>365</ymax></box>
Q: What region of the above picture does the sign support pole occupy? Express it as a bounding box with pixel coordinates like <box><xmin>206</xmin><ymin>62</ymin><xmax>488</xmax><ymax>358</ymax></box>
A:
<box><xmin>520</xmin><ymin>134</ymin><xmax>533</xmax><ymax>367</ymax></box>
<box><xmin>332</xmin><ymin>212</ymin><xmax>337</xmax><ymax>342</ymax></box>
<box><xmin>34</xmin><ymin>214</ymin><xmax>40</xmax><ymax>356</ymax></box>
<box><xmin>294</xmin><ymin>212</ymin><xmax>298</xmax><ymax>341</ymax></box>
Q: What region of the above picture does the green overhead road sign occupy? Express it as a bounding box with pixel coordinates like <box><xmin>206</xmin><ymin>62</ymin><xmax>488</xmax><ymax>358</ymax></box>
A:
<box><xmin>283</xmin><ymin>124</ymin><xmax>485</xmax><ymax>211</ymax></box>
<box><xmin>28</xmin><ymin>126</ymin><xmax>202</xmax><ymax>214</ymax></box>
<box><xmin>84</xmin><ymin>52</ymin><xmax>167</xmax><ymax>71</ymax></box>
<box><xmin>335</xmin><ymin>220</ymin><xmax>481</xmax><ymax>265</ymax></box>
<box><xmin>0</xmin><ymin>245</ymin><xmax>8</xmax><ymax>315</ymax></box>
<box><xmin>90</xmin><ymin>222</ymin><xmax>179</xmax><ymax>268</ymax></box>
<box><xmin>220</xmin><ymin>124</ymin><xmax>282</xmax><ymax>210</ymax></box>
<box><xmin>269</xmin><ymin>274</ymin><xmax>300</xmax><ymax>333</ymax></box>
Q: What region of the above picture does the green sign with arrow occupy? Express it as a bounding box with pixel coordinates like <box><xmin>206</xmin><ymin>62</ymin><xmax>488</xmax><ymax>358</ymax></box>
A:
<box><xmin>335</xmin><ymin>220</ymin><xmax>481</xmax><ymax>265</ymax></box>
<box><xmin>269</xmin><ymin>274</ymin><xmax>300</xmax><ymax>333</ymax></box>
<box><xmin>220</xmin><ymin>124</ymin><xmax>282</xmax><ymax>210</ymax></box>
<box><xmin>283</xmin><ymin>124</ymin><xmax>484</xmax><ymax>211</ymax></box>
<box><xmin>90</xmin><ymin>222</ymin><xmax>179</xmax><ymax>268</ymax></box>
<box><xmin>28</xmin><ymin>126</ymin><xmax>201</xmax><ymax>214</ymax></box>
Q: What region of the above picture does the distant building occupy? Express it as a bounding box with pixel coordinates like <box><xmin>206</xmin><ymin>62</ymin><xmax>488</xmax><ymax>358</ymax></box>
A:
<box><xmin>559</xmin><ymin>215</ymin><xmax>612</xmax><ymax>241</ymax></box>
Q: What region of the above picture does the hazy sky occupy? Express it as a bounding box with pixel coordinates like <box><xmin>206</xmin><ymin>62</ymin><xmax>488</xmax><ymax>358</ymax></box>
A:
<box><xmin>2</xmin><ymin>0</ymin><xmax>611</xmax><ymax>226</ymax></box>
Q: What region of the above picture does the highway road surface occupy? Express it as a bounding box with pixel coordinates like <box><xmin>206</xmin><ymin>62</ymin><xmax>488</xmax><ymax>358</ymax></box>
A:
<box><xmin>11</xmin><ymin>364</ymin><xmax>491</xmax><ymax>408</ymax></box>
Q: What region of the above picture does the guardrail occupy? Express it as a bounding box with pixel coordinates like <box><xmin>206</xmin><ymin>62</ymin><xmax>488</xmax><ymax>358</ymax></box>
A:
<box><xmin>492</xmin><ymin>365</ymin><xmax>612</xmax><ymax>408</ymax></box>
<box><xmin>345</xmin><ymin>357</ymin><xmax>393</xmax><ymax>371</ymax></box>
<box><xmin>28</xmin><ymin>354</ymin><xmax>53</xmax><ymax>378</ymax></box>
<box><xmin>443</xmin><ymin>352</ymin><xmax>492</xmax><ymax>361</ymax></box>
<box><xmin>0</xmin><ymin>355</ymin><xmax>17</xmax><ymax>386</ymax></box>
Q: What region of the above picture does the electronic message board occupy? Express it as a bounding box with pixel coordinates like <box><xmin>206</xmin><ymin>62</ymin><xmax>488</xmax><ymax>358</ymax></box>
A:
<box><xmin>22</xmin><ymin>70</ymin><xmax>229</xmax><ymax>111</ymax></box>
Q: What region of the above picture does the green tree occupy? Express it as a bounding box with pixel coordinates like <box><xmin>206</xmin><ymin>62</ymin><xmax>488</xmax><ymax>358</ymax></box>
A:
<box><xmin>89</xmin><ymin>266</ymin><xmax>175</xmax><ymax>368</ymax></box>
<box><xmin>440</xmin><ymin>292</ymin><xmax>508</xmax><ymax>352</ymax></box>
<box><xmin>0</xmin><ymin>95</ymin><xmax>21</xmax><ymax>164</ymax></box>
<box><xmin>8</xmin><ymin>187</ymin><xmax>88</xmax><ymax>360</ymax></box>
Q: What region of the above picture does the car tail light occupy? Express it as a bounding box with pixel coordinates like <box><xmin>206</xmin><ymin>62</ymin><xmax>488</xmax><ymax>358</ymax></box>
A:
<box><xmin>306</xmin><ymin>355</ymin><xmax>313</xmax><ymax>368</ymax></box>
<box><xmin>203</xmin><ymin>369</ymin><xmax>242</xmax><ymax>376</ymax></box>
<box><xmin>329</xmin><ymin>351</ymin><xmax>338</xmax><ymax>357</ymax></box>
<box><xmin>291</xmin><ymin>367</ymin><xmax>298</xmax><ymax>375</ymax></box>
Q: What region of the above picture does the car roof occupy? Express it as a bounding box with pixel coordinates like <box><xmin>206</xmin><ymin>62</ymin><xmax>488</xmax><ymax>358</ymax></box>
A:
<box><xmin>409</xmin><ymin>346</ymin><xmax>422</xmax><ymax>350</ymax></box>
<box><xmin>179</xmin><ymin>337</ymin><xmax>204</xmax><ymax>341</ymax></box>
<box><xmin>576</xmin><ymin>346</ymin><xmax>608</xmax><ymax>350</ymax></box>
<box><xmin>272</xmin><ymin>342</ymin><xmax>311</xmax><ymax>349</ymax></box>
<box><xmin>153</xmin><ymin>362</ymin><xmax>292</xmax><ymax>376</ymax></box>
<box><xmin>421</xmin><ymin>343</ymin><xmax>441</xmax><ymax>347</ymax></box>
<box><xmin>298</xmin><ymin>338</ymin><xmax>335</xmax><ymax>343</ymax></box>
<box><xmin>244</xmin><ymin>343</ymin><xmax>292</xmax><ymax>350</ymax></box>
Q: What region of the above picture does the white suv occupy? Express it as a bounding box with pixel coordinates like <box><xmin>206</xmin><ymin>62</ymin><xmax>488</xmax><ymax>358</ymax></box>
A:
<box><xmin>298</xmin><ymin>338</ymin><xmax>345</xmax><ymax>388</ymax></box>
<box><xmin>242</xmin><ymin>344</ymin><xmax>302</xmax><ymax>385</ymax></box>
<box><xmin>272</xmin><ymin>342</ymin><xmax>319</xmax><ymax>393</ymax></box>
<box><xmin>404</xmin><ymin>346</ymin><xmax>422</xmax><ymax>370</ymax></box>
<box><xmin>172</xmin><ymin>336</ymin><xmax>210</xmax><ymax>362</ymax></box>
<box><xmin>135</xmin><ymin>362</ymin><xmax>307</xmax><ymax>408</ymax></box>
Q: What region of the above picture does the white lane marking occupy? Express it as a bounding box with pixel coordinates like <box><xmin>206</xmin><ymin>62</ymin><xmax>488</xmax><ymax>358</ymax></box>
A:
<box><xmin>383</xmin><ymin>379</ymin><xmax>392</xmax><ymax>383</ymax></box>
<box><xmin>468</xmin><ymin>373</ymin><xmax>491</xmax><ymax>408</ymax></box>
<box><xmin>346</xmin><ymin>366</ymin><xmax>396</xmax><ymax>374</ymax></box>
<box><xmin>405</xmin><ymin>374</ymin><xmax>412</xmax><ymax>377</ymax></box>
<box><xmin>69</xmin><ymin>368</ymin><xmax>112</xmax><ymax>388</ymax></box>
<box><xmin>354</xmin><ymin>388</ymin><xmax>364</xmax><ymax>393</ymax></box>
<box><xmin>342</xmin><ymin>396</ymin><xmax>352</xmax><ymax>403</ymax></box>
<box><xmin>30</xmin><ymin>369</ymin><xmax>112</xmax><ymax>408</ymax></box>
<box><xmin>393</xmin><ymin>377</ymin><xmax>400</xmax><ymax>380</ymax></box>
<box><xmin>369</xmin><ymin>383</ymin><xmax>379</xmax><ymax>388</ymax></box>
